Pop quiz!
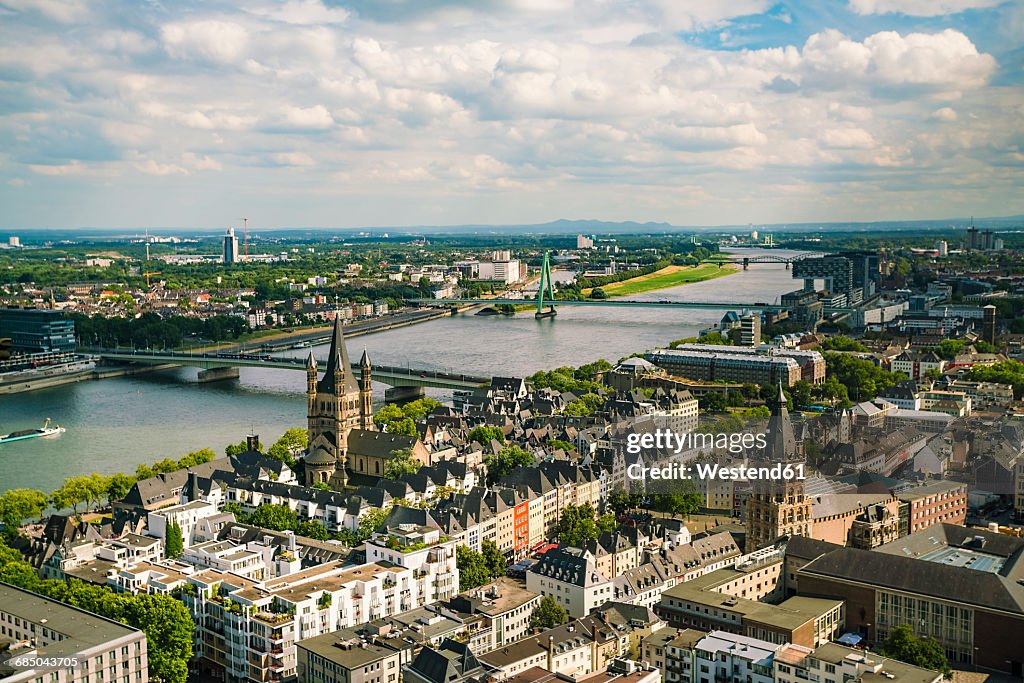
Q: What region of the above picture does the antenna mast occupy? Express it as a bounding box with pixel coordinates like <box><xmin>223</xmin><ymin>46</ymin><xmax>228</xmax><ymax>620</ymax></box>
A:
<box><xmin>242</xmin><ymin>217</ymin><xmax>249</xmax><ymax>261</ymax></box>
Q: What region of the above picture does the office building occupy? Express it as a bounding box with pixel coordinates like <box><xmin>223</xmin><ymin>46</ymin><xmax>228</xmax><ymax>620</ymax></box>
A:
<box><xmin>577</xmin><ymin>234</ymin><xmax>594</xmax><ymax>249</ymax></box>
<box><xmin>0</xmin><ymin>582</ymin><xmax>148</xmax><ymax>683</ymax></box>
<box><xmin>223</xmin><ymin>227</ymin><xmax>239</xmax><ymax>264</ymax></box>
<box><xmin>796</xmin><ymin>525</ymin><xmax>1024</xmax><ymax>674</ymax></box>
<box><xmin>0</xmin><ymin>306</ymin><xmax>76</xmax><ymax>353</ymax></box>
<box><xmin>646</xmin><ymin>346</ymin><xmax>821</xmax><ymax>387</ymax></box>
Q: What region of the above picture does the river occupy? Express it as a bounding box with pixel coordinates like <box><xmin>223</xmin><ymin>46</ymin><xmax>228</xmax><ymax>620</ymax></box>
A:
<box><xmin>0</xmin><ymin>248</ymin><xmax>804</xmax><ymax>493</ymax></box>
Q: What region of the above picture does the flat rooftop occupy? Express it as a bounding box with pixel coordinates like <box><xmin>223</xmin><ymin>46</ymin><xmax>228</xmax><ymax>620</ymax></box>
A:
<box><xmin>0</xmin><ymin>582</ymin><xmax>142</xmax><ymax>656</ymax></box>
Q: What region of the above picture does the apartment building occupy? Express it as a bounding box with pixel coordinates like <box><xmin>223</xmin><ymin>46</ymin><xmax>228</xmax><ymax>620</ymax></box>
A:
<box><xmin>449</xmin><ymin>577</ymin><xmax>541</xmax><ymax>651</ymax></box>
<box><xmin>774</xmin><ymin>642</ymin><xmax>942</xmax><ymax>683</ymax></box>
<box><xmin>527</xmin><ymin>546</ymin><xmax>615</xmax><ymax>618</ymax></box>
<box><xmin>0</xmin><ymin>582</ymin><xmax>149</xmax><ymax>683</ymax></box>
<box><xmin>181</xmin><ymin>524</ymin><xmax>458</xmax><ymax>683</ymax></box>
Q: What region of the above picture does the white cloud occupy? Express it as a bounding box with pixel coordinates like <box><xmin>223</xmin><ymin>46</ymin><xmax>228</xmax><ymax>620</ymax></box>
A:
<box><xmin>0</xmin><ymin>0</ymin><xmax>88</xmax><ymax>23</ymax></box>
<box><xmin>848</xmin><ymin>0</ymin><xmax>1004</xmax><ymax>17</ymax></box>
<box><xmin>249</xmin><ymin>0</ymin><xmax>349</xmax><ymax>25</ymax></box>
<box><xmin>931</xmin><ymin>107</ymin><xmax>959</xmax><ymax>121</ymax></box>
<box><xmin>271</xmin><ymin>151</ymin><xmax>316</xmax><ymax>166</ymax></box>
<box><xmin>135</xmin><ymin>159</ymin><xmax>189</xmax><ymax>176</ymax></box>
<box><xmin>182</xmin><ymin>153</ymin><xmax>223</xmax><ymax>171</ymax></box>
<box><xmin>822</xmin><ymin>127</ymin><xmax>877</xmax><ymax>149</ymax></box>
<box><xmin>282</xmin><ymin>105</ymin><xmax>334</xmax><ymax>129</ymax></box>
<box><xmin>161</xmin><ymin>20</ymin><xmax>250</xmax><ymax>64</ymax></box>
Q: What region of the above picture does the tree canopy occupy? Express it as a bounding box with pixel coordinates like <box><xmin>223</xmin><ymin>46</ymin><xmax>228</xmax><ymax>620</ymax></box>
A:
<box><xmin>484</xmin><ymin>445</ymin><xmax>535</xmax><ymax>485</ymax></box>
<box><xmin>878</xmin><ymin>624</ymin><xmax>951</xmax><ymax>676</ymax></box>
<box><xmin>530</xmin><ymin>595</ymin><xmax>568</xmax><ymax>631</ymax></box>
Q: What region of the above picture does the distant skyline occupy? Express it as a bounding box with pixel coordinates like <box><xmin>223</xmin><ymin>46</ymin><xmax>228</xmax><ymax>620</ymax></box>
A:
<box><xmin>1</xmin><ymin>0</ymin><xmax>1022</xmax><ymax>229</ymax></box>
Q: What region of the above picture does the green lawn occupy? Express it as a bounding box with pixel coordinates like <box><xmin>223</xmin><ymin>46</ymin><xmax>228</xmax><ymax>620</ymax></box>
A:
<box><xmin>585</xmin><ymin>262</ymin><xmax>738</xmax><ymax>297</ymax></box>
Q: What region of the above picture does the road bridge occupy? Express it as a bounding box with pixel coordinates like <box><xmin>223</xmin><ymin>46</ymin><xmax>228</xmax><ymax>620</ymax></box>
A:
<box><xmin>96</xmin><ymin>350</ymin><xmax>490</xmax><ymax>390</ymax></box>
<box><xmin>413</xmin><ymin>298</ymin><xmax>854</xmax><ymax>315</ymax></box>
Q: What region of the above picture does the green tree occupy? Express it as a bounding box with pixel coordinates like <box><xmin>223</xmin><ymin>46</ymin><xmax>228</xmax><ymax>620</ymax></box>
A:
<box><xmin>596</xmin><ymin>513</ymin><xmax>617</xmax><ymax>534</ymax></box>
<box><xmin>650</xmin><ymin>482</ymin><xmax>702</xmax><ymax>519</ymax></box>
<box><xmin>530</xmin><ymin>594</ymin><xmax>567</xmax><ymax>631</ymax></box>
<box><xmin>249</xmin><ymin>504</ymin><xmax>299</xmax><ymax>532</ymax></box>
<box><xmin>546</xmin><ymin>438</ymin><xmax>575</xmax><ymax>453</ymax></box>
<box><xmin>385</xmin><ymin>447</ymin><xmax>421</xmax><ymax>479</ymax></box>
<box><xmin>177</xmin><ymin>448</ymin><xmax>217</xmax><ymax>469</ymax></box>
<box><xmin>50</xmin><ymin>477</ymin><xmax>90</xmax><ymax>515</ymax></box>
<box><xmin>468</xmin><ymin>426</ymin><xmax>505</xmax><ymax>446</ymax></box>
<box><xmin>457</xmin><ymin>544</ymin><xmax>491</xmax><ymax>591</ymax></box>
<box><xmin>557</xmin><ymin>503</ymin><xmax>599</xmax><ymax>547</ymax></box>
<box><xmin>106</xmin><ymin>473</ymin><xmax>136</xmax><ymax>503</ymax></box>
<box><xmin>295</xmin><ymin>520</ymin><xmax>329</xmax><ymax>541</ymax></box>
<box><xmin>819</xmin><ymin>336</ymin><xmax>869</xmax><ymax>352</ymax></box>
<box><xmin>165</xmin><ymin>520</ymin><xmax>184</xmax><ymax>559</ymax></box>
<box><xmin>123</xmin><ymin>593</ymin><xmax>194</xmax><ymax>683</ymax></box>
<box><xmin>878</xmin><ymin>624</ymin><xmax>951</xmax><ymax>676</ymax></box>
<box><xmin>401</xmin><ymin>397</ymin><xmax>442</xmax><ymax>421</ymax></box>
<box><xmin>373</xmin><ymin>403</ymin><xmax>405</xmax><ymax>428</ymax></box>
<box><xmin>383</xmin><ymin>417</ymin><xmax>417</xmax><ymax>437</ymax></box>
<box><xmin>563</xmin><ymin>393</ymin><xmax>603</xmax><ymax>416</ymax></box>
<box><xmin>268</xmin><ymin>428</ymin><xmax>308</xmax><ymax>466</ymax></box>
<box><xmin>481</xmin><ymin>539</ymin><xmax>507</xmax><ymax>578</ymax></box>
<box><xmin>355</xmin><ymin>507</ymin><xmax>388</xmax><ymax>542</ymax></box>
<box><xmin>825</xmin><ymin>353</ymin><xmax>906</xmax><ymax>401</ymax></box>
<box><xmin>0</xmin><ymin>489</ymin><xmax>48</xmax><ymax>539</ymax></box>
<box><xmin>484</xmin><ymin>445</ymin><xmax>534</xmax><ymax>485</ymax></box>
<box><xmin>590</xmin><ymin>287</ymin><xmax>607</xmax><ymax>299</ymax></box>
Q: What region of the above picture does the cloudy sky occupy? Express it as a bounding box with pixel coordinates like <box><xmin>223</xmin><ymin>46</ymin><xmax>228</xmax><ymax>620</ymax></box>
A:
<box><xmin>0</xmin><ymin>0</ymin><xmax>1021</xmax><ymax>229</ymax></box>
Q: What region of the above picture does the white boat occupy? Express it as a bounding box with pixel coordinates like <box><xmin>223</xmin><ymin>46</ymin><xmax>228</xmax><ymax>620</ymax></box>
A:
<box><xmin>0</xmin><ymin>418</ymin><xmax>65</xmax><ymax>444</ymax></box>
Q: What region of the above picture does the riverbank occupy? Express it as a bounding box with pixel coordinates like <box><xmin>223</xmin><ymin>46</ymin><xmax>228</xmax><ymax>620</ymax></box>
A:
<box><xmin>581</xmin><ymin>262</ymin><xmax>738</xmax><ymax>297</ymax></box>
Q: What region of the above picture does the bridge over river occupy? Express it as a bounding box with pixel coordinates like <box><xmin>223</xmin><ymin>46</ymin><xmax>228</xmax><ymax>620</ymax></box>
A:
<box><xmin>97</xmin><ymin>350</ymin><xmax>490</xmax><ymax>394</ymax></box>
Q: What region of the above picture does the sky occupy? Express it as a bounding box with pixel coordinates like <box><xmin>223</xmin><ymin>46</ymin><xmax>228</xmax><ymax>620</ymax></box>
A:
<box><xmin>0</xmin><ymin>0</ymin><xmax>1021</xmax><ymax>230</ymax></box>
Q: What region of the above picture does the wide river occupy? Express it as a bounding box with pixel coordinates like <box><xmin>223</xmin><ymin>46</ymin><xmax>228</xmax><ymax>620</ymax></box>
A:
<box><xmin>0</xmin><ymin>249</ymin><xmax>805</xmax><ymax>492</ymax></box>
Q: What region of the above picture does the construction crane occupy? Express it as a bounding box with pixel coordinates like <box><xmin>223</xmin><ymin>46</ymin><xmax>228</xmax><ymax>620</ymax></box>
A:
<box><xmin>143</xmin><ymin>271</ymin><xmax>161</xmax><ymax>288</ymax></box>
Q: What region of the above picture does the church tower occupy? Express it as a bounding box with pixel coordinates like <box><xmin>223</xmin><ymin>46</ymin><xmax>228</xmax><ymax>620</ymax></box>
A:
<box><xmin>359</xmin><ymin>348</ymin><xmax>374</xmax><ymax>431</ymax></box>
<box><xmin>745</xmin><ymin>382</ymin><xmax>812</xmax><ymax>552</ymax></box>
<box><xmin>304</xmin><ymin>316</ymin><xmax>373</xmax><ymax>489</ymax></box>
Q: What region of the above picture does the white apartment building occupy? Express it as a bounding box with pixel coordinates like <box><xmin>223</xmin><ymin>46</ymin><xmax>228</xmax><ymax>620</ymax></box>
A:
<box><xmin>527</xmin><ymin>546</ymin><xmax>614</xmax><ymax>618</ymax></box>
<box><xmin>181</xmin><ymin>524</ymin><xmax>458</xmax><ymax>683</ymax></box>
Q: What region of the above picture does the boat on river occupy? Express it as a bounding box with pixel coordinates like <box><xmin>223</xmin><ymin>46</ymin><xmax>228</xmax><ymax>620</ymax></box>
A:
<box><xmin>0</xmin><ymin>418</ymin><xmax>65</xmax><ymax>444</ymax></box>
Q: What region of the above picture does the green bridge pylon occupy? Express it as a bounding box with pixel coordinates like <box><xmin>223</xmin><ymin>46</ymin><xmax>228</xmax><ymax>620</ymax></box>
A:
<box><xmin>536</xmin><ymin>251</ymin><xmax>558</xmax><ymax>319</ymax></box>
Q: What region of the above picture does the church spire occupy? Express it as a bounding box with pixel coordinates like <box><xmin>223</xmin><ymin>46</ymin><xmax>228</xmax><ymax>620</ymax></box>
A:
<box><xmin>317</xmin><ymin>315</ymin><xmax>358</xmax><ymax>394</ymax></box>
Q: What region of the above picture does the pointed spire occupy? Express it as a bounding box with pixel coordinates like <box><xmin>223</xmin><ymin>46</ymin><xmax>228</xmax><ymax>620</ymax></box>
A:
<box><xmin>305</xmin><ymin>350</ymin><xmax>317</xmax><ymax>369</ymax></box>
<box><xmin>359</xmin><ymin>347</ymin><xmax>371</xmax><ymax>369</ymax></box>
<box><xmin>317</xmin><ymin>316</ymin><xmax>358</xmax><ymax>394</ymax></box>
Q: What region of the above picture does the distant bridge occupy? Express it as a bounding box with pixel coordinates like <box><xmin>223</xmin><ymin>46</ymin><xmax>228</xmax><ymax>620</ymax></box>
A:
<box><xmin>709</xmin><ymin>252</ymin><xmax>821</xmax><ymax>269</ymax></box>
<box><xmin>97</xmin><ymin>350</ymin><xmax>490</xmax><ymax>390</ymax></box>
<box><xmin>413</xmin><ymin>298</ymin><xmax>854</xmax><ymax>315</ymax></box>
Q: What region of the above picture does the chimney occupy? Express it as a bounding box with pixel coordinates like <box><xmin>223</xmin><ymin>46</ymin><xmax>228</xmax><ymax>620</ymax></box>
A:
<box><xmin>547</xmin><ymin>635</ymin><xmax>554</xmax><ymax>670</ymax></box>
<box><xmin>188</xmin><ymin>472</ymin><xmax>199</xmax><ymax>502</ymax></box>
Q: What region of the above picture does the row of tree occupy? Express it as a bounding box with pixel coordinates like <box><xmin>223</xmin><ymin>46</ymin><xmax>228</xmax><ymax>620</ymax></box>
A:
<box><xmin>71</xmin><ymin>311</ymin><xmax>249</xmax><ymax>348</ymax></box>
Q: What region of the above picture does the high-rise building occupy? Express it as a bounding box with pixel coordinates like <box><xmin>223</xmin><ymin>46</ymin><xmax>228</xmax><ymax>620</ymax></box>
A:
<box><xmin>966</xmin><ymin>224</ymin><xmax>979</xmax><ymax>251</ymax></box>
<box><xmin>7</xmin><ymin>235</ymin><xmax>20</xmax><ymax>247</ymax></box>
<box><xmin>935</xmin><ymin>240</ymin><xmax>948</xmax><ymax>257</ymax></box>
<box><xmin>576</xmin><ymin>234</ymin><xmax>594</xmax><ymax>249</ymax></box>
<box><xmin>0</xmin><ymin>306</ymin><xmax>76</xmax><ymax>353</ymax></box>
<box><xmin>983</xmin><ymin>304</ymin><xmax>997</xmax><ymax>347</ymax></box>
<box><xmin>739</xmin><ymin>313</ymin><xmax>761</xmax><ymax>346</ymax></box>
<box><xmin>222</xmin><ymin>227</ymin><xmax>238</xmax><ymax>263</ymax></box>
